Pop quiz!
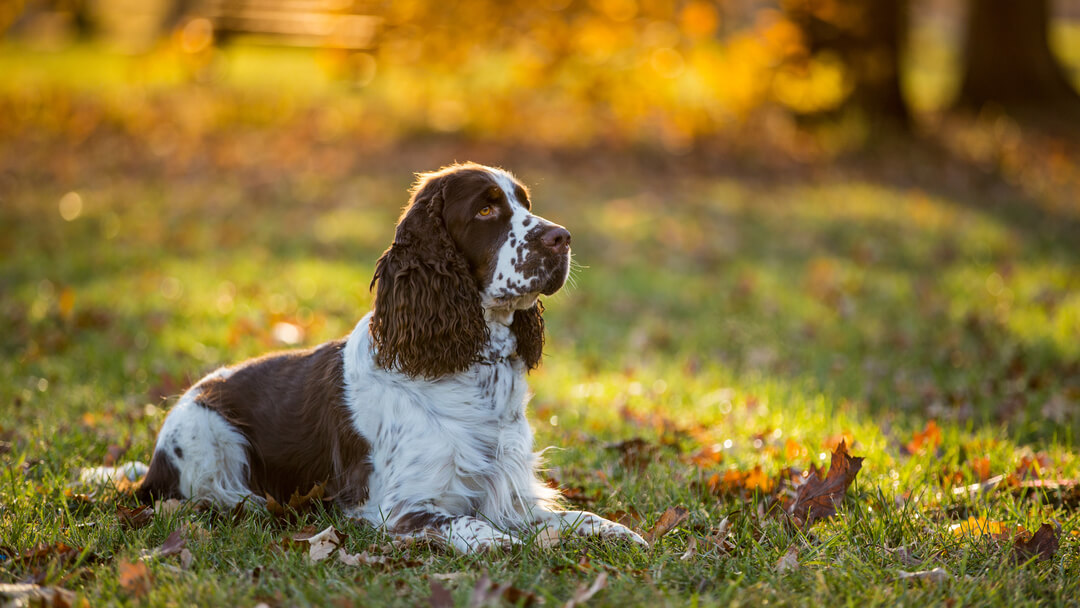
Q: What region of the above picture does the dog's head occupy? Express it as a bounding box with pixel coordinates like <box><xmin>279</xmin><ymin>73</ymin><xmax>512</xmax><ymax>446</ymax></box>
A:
<box><xmin>369</xmin><ymin>163</ymin><xmax>571</xmax><ymax>378</ymax></box>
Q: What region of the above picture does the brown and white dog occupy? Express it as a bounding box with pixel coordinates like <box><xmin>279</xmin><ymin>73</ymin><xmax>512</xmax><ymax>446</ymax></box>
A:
<box><xmin>135</xmin><ymin>163</ymin><xmax>646</xmax><ymax>552</ymax></box>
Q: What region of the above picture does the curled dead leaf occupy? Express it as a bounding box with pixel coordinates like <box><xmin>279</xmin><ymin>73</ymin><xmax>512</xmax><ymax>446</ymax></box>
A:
<box><xmin>266</xmin><ymin>481</ymin><xmax>328</xmax><ymax>520</ymax></box>
<box><xmin>1013</xmin><ymin>523</ymin><xmax>1060</xmax><ymax>563</ymax></box>
<box><xmin>775</xmin><ymin>546</ymin><xmax>799</xmax><ymax>573</ymax></box>
<box><xmin>564</xmin><ymin>571</ymin><xmax>608</xmax><ymax>608</ymax></box>
<box><xmin>299</xmin><ymin>525</ymin><xmax>341</xmax><ymax>563</ymax></box>
<box><xmin>679</xmin><ymin>536</ymin><xmax>698</xmax><ymax>561</ymax></box>
<box><xmin>788</xmin><ymin>440</ymin><xmax>863</xmax><ymax>527</ymax></box>
<box><xmin>117</xmin><ymin>504</ymin><xmax>154</xmax><ymax>530</ymax></box>
<box><xmin>643</xmin><ymin>506</ymin><xmax>689</xmax><ymax>545</ymax></box>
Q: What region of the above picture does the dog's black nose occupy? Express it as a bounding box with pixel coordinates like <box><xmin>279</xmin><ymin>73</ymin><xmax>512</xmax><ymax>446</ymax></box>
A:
<box><xmin>541</xmin><ymin>225</ymin><xmax>571</xmax><ymax>254</ymax></box>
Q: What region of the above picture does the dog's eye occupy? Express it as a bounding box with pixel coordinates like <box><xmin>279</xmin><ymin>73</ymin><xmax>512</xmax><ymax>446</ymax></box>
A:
<box><xmin>477</xmin><ymin>206</ymin><xmax>493</xmax><ymax>217</ymax></box>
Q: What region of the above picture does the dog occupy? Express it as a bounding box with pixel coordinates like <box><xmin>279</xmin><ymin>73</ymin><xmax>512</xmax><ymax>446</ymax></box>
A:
<box><xmin>135</xmin><ymin>162</ymin><xmax>647</xmax><ymax>552</ymax></box>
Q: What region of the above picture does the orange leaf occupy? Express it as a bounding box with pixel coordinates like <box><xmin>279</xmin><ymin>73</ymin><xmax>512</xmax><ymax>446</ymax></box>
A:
<box><xmin>948</xmin><ymin>517</ymin><xmax>1023</xmax><ymax>540</ymax></box>
<box><xmin>688</xmin><ymin>444</ymin><xmax>724</xmax><ymax>468</ymax></box>
<box><xmin>743</xmin><ymin>465</ymin><xmax>774</xmax><ymax>493</ymax></box>
<box><xmin>906</xmin><ymin>420</ymin><xmax>941</xmax><ymax>455</ymax></box>
<box><xmin>969</xmin><ymin>457</ymin><xmax>992</xmax><ymax>482</ymax></box>
<box><xmin>117</xmin><ymin>559</ymin><xmax>152</xmax><ymax>598</ymax></box>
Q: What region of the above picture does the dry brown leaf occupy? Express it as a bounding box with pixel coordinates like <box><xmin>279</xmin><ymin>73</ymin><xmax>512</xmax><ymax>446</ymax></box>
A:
<box><xmin>300</xmin><ymin>526</ymin><xmax>341</xmax><ymax>563</ymax></box>
<box><xmin>606</xmin><ymin>438</ymin><xmax>658</xmax><ymax>472</ymax></box>
<box><xmin>428</xmin><ymin>580</ymin><xmax>454</xmax><ymax>608</ymax></box>
<box><xmin>117</xmin><ymin>559</ymin><xmax>152</xmax><ymax>598</ymax></box>
<box><xmin>157</xmin><ymin>530</ymin><xmax>186</xmax><ymax>557</ymax></box>
<box><xmin>679</xmin><ymin>536</ymin><xmax>698</xmax><ymax>561</ymax></box>
<box><xmin>788</xmin><ymin>440</ymin><xmax>863</xmax><ymax>527</ymax></box>
<box><xmin>0</xmin><ymin>583</ymin><xmax>79</xmax><ymax>607</ymax></box>
<box><xmin>1013</xmin><ymin>523</ymin><xmax>1060</xmax><ymax>563</ymax></box>
<box><xmin>564</xmin><ymin>571</ymin><xmax>608</xmax><ymax>608</ymax></box>
<box><xmin>179</xmin><ymin>549</ymin><xmax>194</xmax><ymax>570</ymax></box>
<box><xmin>117</xmin><ymin>504</ymin><xmax>154</xmax><ymax>530</ymax></box>
<box><xmin>896</xmin><ymin>567</ymin><xmax>951</xmax><ymax>583</ymax></box>
<box><xmin>155</xmin><ymin>498</ymin><xmax>183</xmax><ymax>517</ymax></box>
<box><xmin>644</xmin><ymin>506</ymin><xmax>689</xmax><ymax>545</ymax></box>
<box><xmin>465</xmin><ymin>573</ymin><xmax>540</xmax><ymax>608</ymax></box>
<box><xmin>703</xmin><ymin>516</ymin><xmax>735</xmax><ymax>554</ymax></box>
<box><xmin>602</xmin><ymin>507</ymin><xmax>643</xmax><ymax>530</ymax></box>
<box><xmin>266</xmin><ymin>481</ymin><xmax>328</xmax><ymax>520</ymax></box>
<box><xmin>775</xmin><ymin>546</ymin><xmax>799</xmax><ymax>573</ymax></box>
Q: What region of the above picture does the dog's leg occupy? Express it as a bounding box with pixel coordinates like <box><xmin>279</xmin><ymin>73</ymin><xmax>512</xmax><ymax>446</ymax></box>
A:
<box><xmin>382</xmin><ymin>509</ymin><xmax>521</xmax><ymax>553</ymax></box>
<box><xmin>530</xmin><ymin>509</ymin><xmax>649</xmax><ymax>547</ymax></box>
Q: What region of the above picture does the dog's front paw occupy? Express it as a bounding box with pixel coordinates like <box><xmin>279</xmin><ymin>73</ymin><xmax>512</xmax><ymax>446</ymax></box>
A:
<box><xmin>597</xmin><ymin>521</ymin><xmax>649</xmax><ymax>548</ymax></box>
<box><xmin>547</xmin><ymin>511</ymin><xmax>650</xmax><ymax>548</ymax></box>
<box><xmin>448</xmin><ymin>518</ymin><xmax>521</xmax><ymax>554</ymax></box>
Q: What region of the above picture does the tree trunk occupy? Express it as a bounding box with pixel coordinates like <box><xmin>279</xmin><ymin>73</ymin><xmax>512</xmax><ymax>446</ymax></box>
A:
<box><xmin>786</xmin><ymin>0</ymin><xmax>912</xmax><ymax>129</ymax></box>
<box><xmin>956</xmin><ymin>0</ymin><xmax>1080</xmax><ymax>114</ymax></box>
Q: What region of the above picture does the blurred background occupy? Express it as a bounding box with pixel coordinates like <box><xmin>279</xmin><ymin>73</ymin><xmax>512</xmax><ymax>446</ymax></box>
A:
<box><xmin>1</xmin><ymin>0</ymin><xmax>1079</xmax><ymax>446</ymax></box>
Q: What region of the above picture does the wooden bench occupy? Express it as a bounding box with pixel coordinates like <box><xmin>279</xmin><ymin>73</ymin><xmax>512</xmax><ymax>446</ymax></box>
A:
<box><xmin>192</xmin><ymin>0</ymin><xmax>380</xmax><ymax>49</ymax></box>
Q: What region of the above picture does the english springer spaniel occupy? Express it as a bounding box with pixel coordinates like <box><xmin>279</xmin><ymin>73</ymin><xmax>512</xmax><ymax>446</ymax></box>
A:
<box><xmin>135</xmin><ymin>163</ymin><xmax>647</xmax><ymax>552</ymax></box>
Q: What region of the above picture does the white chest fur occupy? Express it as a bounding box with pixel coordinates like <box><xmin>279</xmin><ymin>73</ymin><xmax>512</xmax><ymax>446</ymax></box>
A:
<box><xmin>342</xmin><ymin>313</ymin><xmax>544</xmax><ymax>529</ymax></box>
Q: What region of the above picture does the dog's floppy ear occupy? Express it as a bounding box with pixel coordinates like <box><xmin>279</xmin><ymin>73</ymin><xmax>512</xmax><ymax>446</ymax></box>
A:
<box><xmin>370</xmin><ymin>175</ymin><xmax>488</xmax><ymax>378</ymax></box>
<box><xmin>510</xmin><ymin>301</ymin><xmax>544</xmax><ymax>371</ymax></box>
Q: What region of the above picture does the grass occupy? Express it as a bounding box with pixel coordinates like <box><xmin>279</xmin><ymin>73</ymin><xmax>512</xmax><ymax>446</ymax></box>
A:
<box><xmin>2</xmin><ymin>43</ymin><xmax>1080</xmax><ymax>606</ymax></box>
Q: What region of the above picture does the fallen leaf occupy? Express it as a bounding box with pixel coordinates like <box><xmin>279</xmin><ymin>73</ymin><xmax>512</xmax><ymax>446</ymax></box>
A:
<box><xmin>703</xmin><ymin>516</ymin><xmax>735</xmax><ymax>553</ymax></box>
<box><xmin>564</xmin><ymin>571</ymin><xmax>607</xmax><ymax>608</ymax></box>
<box><xmin>157</xmin><ymin>531</ymin><xmax>186</xmax><ymax>557</ymax></box>
<box><xmin>139</xmin><ymin>530</ymin><xmax>186</xmax><ymax>562</ymax></box>
<box><xmin>905</xmin><ymin>420</ymin><xmax>941</xmax><ymax>455</ymax></box>
<box><xmin>688</xmin><ymin>444</ymin><xmax>723</xmax><ymax>468</ymax></box>
<box><xmin>605</xmin><ymin>438</ymin><xmax>658</xmax><ymax>472</ymax></box>
<box><xmin>117</xmin><ymin>504</ymin><xmax>154</xmax><ymax>530</ymax></box>
<box><xmin>428</xmin><ymin>580</ymin><xmax>453</xmax><ymax>608</ymax></box>
<box><xmin>775</xmin><ymin>546</ymin><xmax>799</xmax><ymax>573</ymax></box>
<box><xmin>117</xmin><ymin>559</ymin><xmax>152</xmax><ymax>598</ymax></box>
<box><xmin>948</xmin><ymin>517</ymin><xmax>1023</xmax><ymax>540</ymax></box>
<box><xmin>679</xmin><ymin>536</ymin><xmax>698</xmax><ymax>561</ymax></box>
<box><xmin>298</xmin><ymin>526</ymin><xmax>341</xmax><ymax>563</ymax></box>
<box><xmin>266</xmin><ymin>481</ymin><xmax>328</xmax><ymax>520</ymax></box>
<box><xmin>643</xmin><ymin>506</ymin><xmax>689</xmax><ymax>545</ymax></box>
<box><xmin>743</xmin><ymin>465</ymin><xmax>774</xmax><ymax>493</ymax></box>
<box><xmin>155</xmin><ymin>498</ymin><xmax>183</xmax><ymax>517</ymax></box>
<box><xmin>602</xmin><ymin>507</ymin><xmax>643</xmax><ymax>530</ymax></box>
<box><xmin>463</xmin><ymin>573</ymin><xmax>539</xmax><ymax>608</ymax></box>
<box><xmin>0</xmin><ymin>583</ymin><xmax>78</xmax><ymax>607</ymax></box>
<box><xmin>1013</xmin><ymin>523</ymin><xmax>1060</xmax><ymax>562</ymax></box>
<box><xmin>896</xmin><ymin>567</ymin><xmax>951</xmax><ymax>583</ymax></box>
<box><xmin>788</xmin><ymin>440</ymin><xmax>863</xmax><ymax>527</ymax></box>
<box><xmin>969</xmin><ymin>456</ymin><xmax>992</xmax><ymax>482</ymax></box>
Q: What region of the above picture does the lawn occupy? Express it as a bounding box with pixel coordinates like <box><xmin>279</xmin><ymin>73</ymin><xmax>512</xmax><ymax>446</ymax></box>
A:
<box><xmin>1</xmin><ymin>42</ymin><xmax>1079</xmax><ymax>606</ymax></box>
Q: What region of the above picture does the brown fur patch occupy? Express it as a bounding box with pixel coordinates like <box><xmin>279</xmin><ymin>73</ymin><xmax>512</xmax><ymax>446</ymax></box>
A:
<box><xmin>135</xmin><ymin>449</ymin><xmax>183</xmax><ymax>503</ymax></box>
<box><xmin>194</xmin><ymin>339</ymin><xmax>372</xmax><ymax>505</ymax></box>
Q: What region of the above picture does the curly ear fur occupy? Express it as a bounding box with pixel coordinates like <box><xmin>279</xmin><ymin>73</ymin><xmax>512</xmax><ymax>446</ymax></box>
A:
<box><xmin>510</xmin><ymin>301</ymin><xmax>545</xmax><ymax>371</ymax></box>
<box><xmin>369</xmin><ymin>178</ymin><xmax>489</xmax><ymax>378</ymax></box>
